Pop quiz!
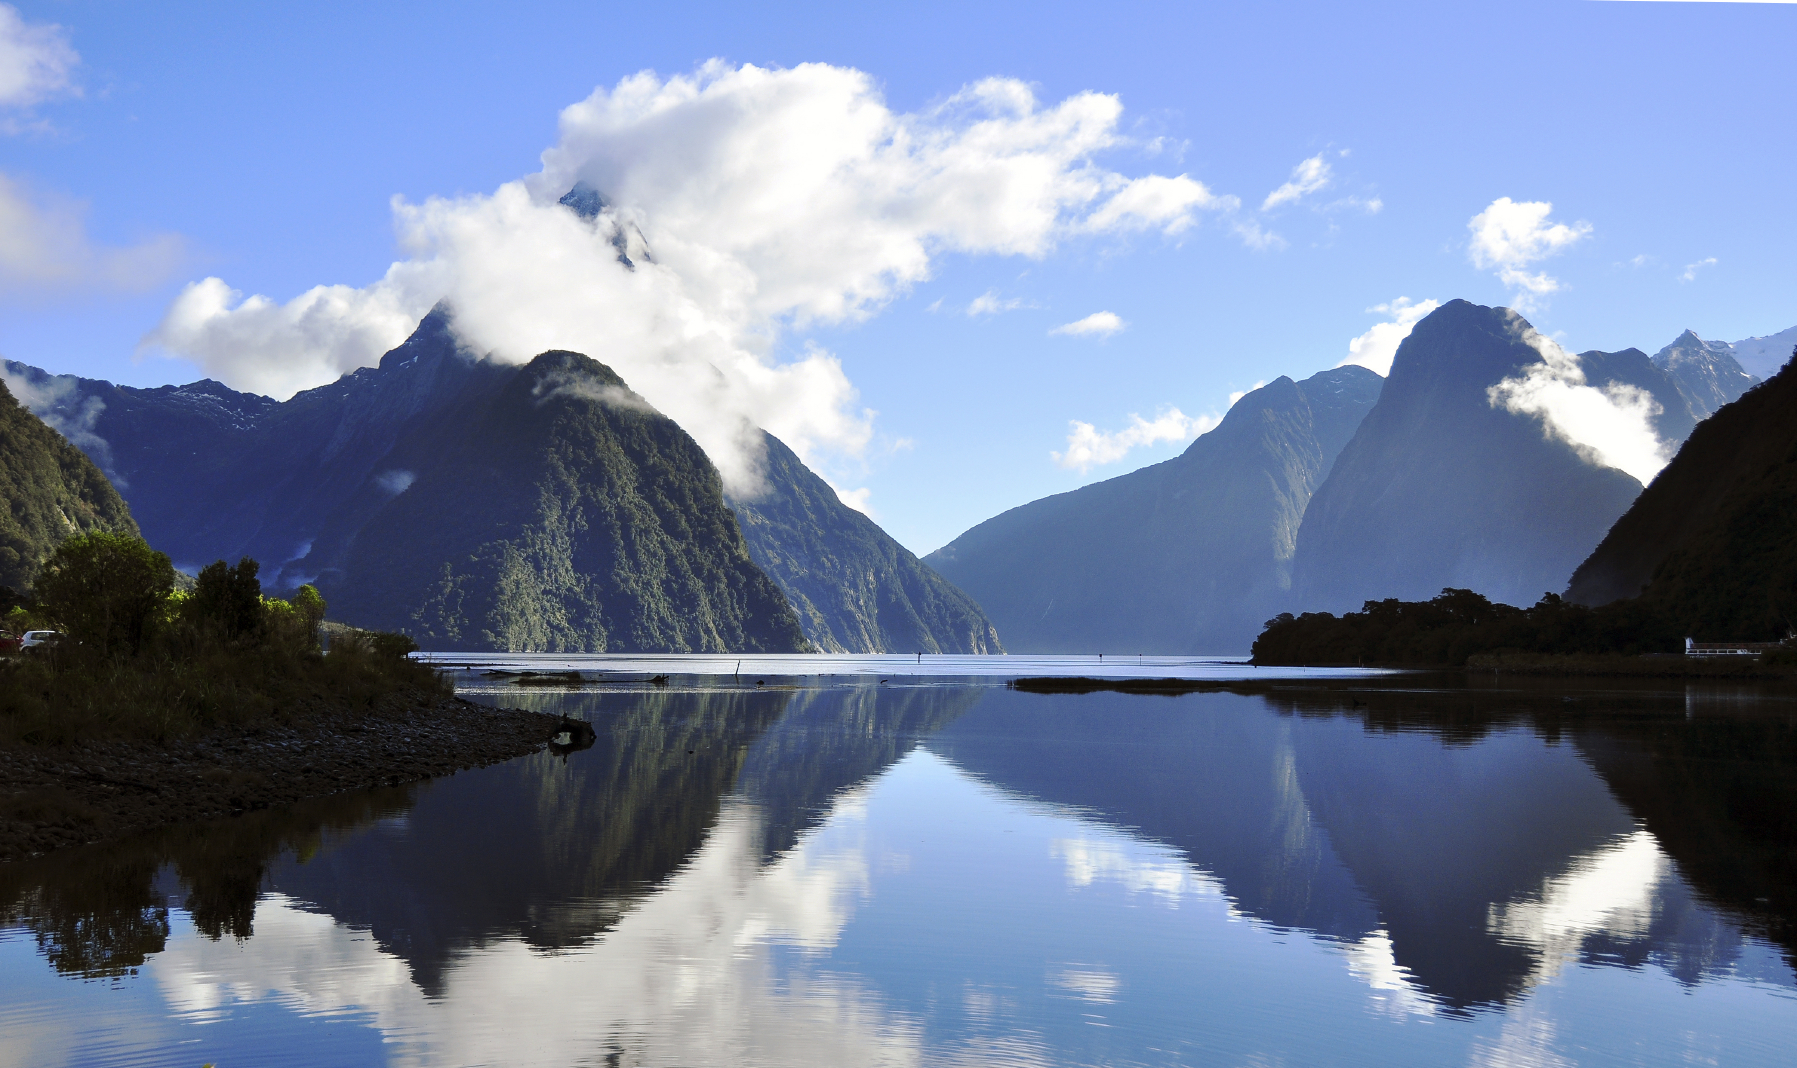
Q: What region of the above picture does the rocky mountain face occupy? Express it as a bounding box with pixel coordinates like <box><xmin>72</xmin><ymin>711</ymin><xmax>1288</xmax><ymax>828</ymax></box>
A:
<box><xmin>317</xmin><ymin>350</ymin><xmax>808</xmax><ymax>653</ymax></box>
<box><xmin>0</xmin><ymin>379</ymin><xmax>140</xmax><ymax>590</ymax></box>
<box><xmin>1651</xmin><ymin>329</ymin><xmax>1760</xmax><ymax>419</ymax></box>
<box><xmin>729</xmin><ymin>433</ymin><xmax>1002</xmax><ymax>654</ymax></box>
<box><xmin>7</xmin><ymin>310</ymin><xmax>991</xmax><ymax>653</ymax></box>
<box><xmin>1566</xmin><ymin>343</ymin><xmax>1797</xmax><ymax>634</ymax></box>
<box><xmin>926</xmin><ymin>366</ymin><xmax>1383</xmax><ymax>653</ymax></box>
<box><xmin>1288</xmin><ymin>300</ymin><xmax>1645</xmax><ymax>613</ymax></box>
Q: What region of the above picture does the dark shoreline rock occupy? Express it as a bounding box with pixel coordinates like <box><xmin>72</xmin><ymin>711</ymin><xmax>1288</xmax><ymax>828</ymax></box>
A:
<box><xmin>0</xmin><ymin>691</ymin><xmax>560</xmax><ymax>863</ymax></box>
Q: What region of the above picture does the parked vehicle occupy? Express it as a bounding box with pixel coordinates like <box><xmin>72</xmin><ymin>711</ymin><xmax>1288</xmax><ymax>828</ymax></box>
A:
<box><xmin>20</xmin><ymin>630</ymin><xmax>62</xmax><ymax>651</ymax></box>
<box><xmin>0</xmin><ymin>632</ymin><xmax>20</xmax><ymax>655</ymax></box>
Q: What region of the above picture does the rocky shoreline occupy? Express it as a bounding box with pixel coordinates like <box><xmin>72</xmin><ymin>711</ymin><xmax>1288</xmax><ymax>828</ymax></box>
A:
<box><xmin>0</xmin><ymin>691</ymin><xmax>560</xmax><ymax>862</ymax></box>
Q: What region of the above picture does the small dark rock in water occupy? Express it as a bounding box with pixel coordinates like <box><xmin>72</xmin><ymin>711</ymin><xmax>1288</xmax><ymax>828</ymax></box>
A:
<box><xmin>650</xmin><ymin>674</ymin><xmax>669</xmax><ymax>686</ymax></box>
<box><xmin>548</xmin><ymin>717</ymin><xmax>597</xmax><ymax>755</ymax></box>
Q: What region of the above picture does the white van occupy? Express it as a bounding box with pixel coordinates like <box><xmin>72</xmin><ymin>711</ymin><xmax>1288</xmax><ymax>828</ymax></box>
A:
<box><xmin>20</xmin><ymin>630</ymin><xmax>62</xmax><ymax>650</ymax></box>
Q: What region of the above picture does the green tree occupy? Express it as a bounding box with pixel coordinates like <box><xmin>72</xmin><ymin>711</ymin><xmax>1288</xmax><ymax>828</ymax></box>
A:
<box><xmin>291</xmin><ymin>584</ymin><xmax>325</xmax><ymax>651</ymax></box>
<box><xmin>33</xmin><ymin>532</ymin><xmax>176</xmax><ymax>655</ymax></box>
<box><xmin>188</xmin><ymin>558</ymin><xmax>264</xmax><ymax>641</ymax></box>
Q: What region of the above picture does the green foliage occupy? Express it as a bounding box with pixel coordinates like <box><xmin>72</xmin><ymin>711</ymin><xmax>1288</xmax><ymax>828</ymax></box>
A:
<box><xmin>187</xmin><ymin>557</ymin><xmax>265</xmax><ymax>641</ymax></box>
<box><xmin>291</xmin><ymin>585</ymin><xmax>325</xmax><ymax>650</ymax></box>
<box><xmin>732</xmin><ymin>432</ymin><xmax>1001</xmax><ymax>654</ymax></box>
<box><xmin>0</xmin><ymin>545</ymin><xmax>446</xmax><ymax>746</ymax></box>
<box><xmin>327</xmin><ymin>349</ymin><xmax>810</xmax><ymax>653</ymax></box>
<box><xmin>0</xmin><ymin>379</ymin><xmax>139</xmax><ymax>590</ymax></box>
<box><xmin>1252</xmin><ymin>587</ymin><xmax>1681</xmax><ymax>667</ymax></box>
<box><xmin>33</xmin><ymin>532</ymin><xmax>176</xmax><ymax>655</ymax></box>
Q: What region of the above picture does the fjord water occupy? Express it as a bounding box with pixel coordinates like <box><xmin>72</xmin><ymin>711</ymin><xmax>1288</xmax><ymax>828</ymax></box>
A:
<box><xmin>3</xmin><ymin>669</ymin><xmax>1794</xmax><ymax>1067</ymax></box>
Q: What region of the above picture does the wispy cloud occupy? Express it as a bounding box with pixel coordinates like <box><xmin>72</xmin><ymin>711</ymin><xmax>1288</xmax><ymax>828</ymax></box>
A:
<box><xmin>1052</xmin><ymin>407</ymin><xmax>1217</xmax><ymax>472</ymax></box>
<box><xmin>1679</xmin><ymin>257</ymin><xmax>1717</xmax><ymax>282</ymax></box>
<box><xmin>966</xmin><ymin>290</ymin><xmax>1031</xmax><ymax>316</ymax></box>
<box><xmin>1488</xmin><ymin>314</ymin><xmax>1671</xmax><ymax>485</ymax></box>
<box><xmin>1262</xmin><ymin>153</ymin><xmax>1332</xmax><ymax>211</ymax></box>
<box><xmin>1050</xmin><ymin>310</ymin><xmax>1126</xmax><ymax>338</ymax></box>
<box><xmin>0</xmin><ymin>3</ymin><xmax>78</xmax><ymax>132</ymax></box>
<box><xmin>0</xmin><ymin>172</ymin><xmax>184</xmax><ymax>291</ymax></box>
<box><xmin>1233</xmin><ymin>219</ymin><xmax>1286</xmax><ymax>251</ymax></box>
<box><xmin>1467</xmin><ymin>197</ymin><xmax>1591</xmax><ymax>311</ymax></box>
<box><xmin>1340</xmin><ymin>297</ymin><xmax>1440</xmax><ymax>376</ymax></box>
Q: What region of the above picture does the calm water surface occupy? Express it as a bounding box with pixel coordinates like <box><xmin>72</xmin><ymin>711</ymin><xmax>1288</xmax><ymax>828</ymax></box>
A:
<box><xmin>3</xmin><ymin>664</ymin><xmax>1795</xmax><ymax>1067</ymax></box>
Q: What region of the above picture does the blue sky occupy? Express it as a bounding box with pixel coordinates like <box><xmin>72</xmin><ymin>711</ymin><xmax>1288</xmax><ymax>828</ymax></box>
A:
<box><xmin>1</xmin><ymin>0</ymin><xmax>1792</xmax><ymax>552</ymax></box>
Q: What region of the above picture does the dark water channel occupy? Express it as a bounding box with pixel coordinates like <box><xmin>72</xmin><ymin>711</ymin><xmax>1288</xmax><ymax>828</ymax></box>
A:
<box><xmin>3</xmin><ymin>673</ymin><xmax>1795</xmax><ymax>1066</ymax></box>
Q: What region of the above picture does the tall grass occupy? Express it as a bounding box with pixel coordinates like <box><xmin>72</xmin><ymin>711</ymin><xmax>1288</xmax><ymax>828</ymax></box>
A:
<box><xmin>0</xmin><ymin>615</ymin><xmax>447</xmax><ymax>746</ymax></box>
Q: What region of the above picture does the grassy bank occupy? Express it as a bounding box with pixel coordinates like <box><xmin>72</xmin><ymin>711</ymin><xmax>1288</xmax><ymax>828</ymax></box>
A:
<box><xmin>0</xmin><ymin>635</ymin><xmax>449</xmax><ymax>746</ymax></box>
<box><xmin>1</xmin><ymin>533</ymin><xmax>448</xmax><ymax>746</ymax></box>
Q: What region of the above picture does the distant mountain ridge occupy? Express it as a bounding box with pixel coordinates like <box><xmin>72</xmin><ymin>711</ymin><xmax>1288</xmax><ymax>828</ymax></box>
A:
<box><xmin>1650</xmin><ymin>329</ymin><xmax>1761</xmax><ymax>420</ymax></box>
<box><xmin>1567</xmin><ymin>341</ymin><xmax>1797</xmax><ymax>629</ymax></box>
<box><xmin>7</xmin><ymin>311</ymin><xmax>996</xmax><ymax>653</ymax></box>
<box><xmin>730</xmin><ymin>432</ymin><xmax>1002</xmax><ymax>654</ymax></box>
<box><xmin>1288</xmin><ymin>300</ymin><xmax>1645</xmax><ymax>612</ymax></box>
<box><xmin>926</xmin><ymin>365</ymin><xmax>1382</xmax><ymax>653</ymax></box>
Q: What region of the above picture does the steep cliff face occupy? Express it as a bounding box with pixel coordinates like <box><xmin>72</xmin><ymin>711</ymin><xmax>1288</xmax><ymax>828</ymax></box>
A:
<box><xmin>1567</xmin><ymin>345</ymin><xmax>1797</xmax><ymax>634</ymax></box>
<box><xmin>926</xmin><ymin>365</ymin><xmax>1382</xmax><ymax>653</ymax></box>
<box><xmin>729</xmin><ymin>432</ymin><xmax>1001</xmax><ymax>654</ymax></box>
<box><xmin>317</xmin><ymin>350</ymin><xmax>810</xmax><ymax>653</ymax></box>
<box><xmin>0</xmin><ymin>380</ymin><xmax>140</xmax><ymax>590</ymax></box>
<box><xmin>1289</xmin><ymin>300</ymin><xmax>1644</xmax><ymax>613</ymax></box>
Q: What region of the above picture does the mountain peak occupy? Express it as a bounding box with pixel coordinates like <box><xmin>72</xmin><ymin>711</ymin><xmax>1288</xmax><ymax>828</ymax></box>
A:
<box><xmin>558</xmin><ymin>181</ymin><xmax>607</xmax><ymax>221</ymax></box>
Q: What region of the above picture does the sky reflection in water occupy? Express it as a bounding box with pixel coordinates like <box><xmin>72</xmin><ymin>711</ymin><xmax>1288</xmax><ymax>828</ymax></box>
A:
<box><xmin>2</xmin><ymin>674</ymin><xmax>1795</xmax><ymax>1067</ymax></box>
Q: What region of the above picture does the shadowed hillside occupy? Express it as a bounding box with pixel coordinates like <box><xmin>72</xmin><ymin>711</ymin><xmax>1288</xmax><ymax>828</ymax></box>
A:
<box><xmin>0</xmin><ymin>380</ymin><xmax>139</xmax><ymax>590</ymax></box>
<box><xmin>927</xmin><ymin>366</ymin><xmax>1381</xmax><ymax>653</ymax></box>
<box><xmin>731</xmin><ymin>432</ymin><xmax>1002</xmax><ymax>654</ymax></box>
<box><xmin>1290</xmin><ymin>300</ymin><xmax>1643</xmax><ymax>613</ymax></box>
<box><xmin>1568</xmin><ymin>345</ymin><xmax>1797</xmax><ymax>636</ymax></box>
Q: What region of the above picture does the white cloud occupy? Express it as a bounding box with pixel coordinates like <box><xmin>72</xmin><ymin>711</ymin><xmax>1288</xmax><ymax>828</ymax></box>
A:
<box><xmin>1232</xmin><ymin>218</ymin><xmax>1286</xmax><ymax>251</ymax></box>
<box><xmin>143</xmin><ymin>62</ymin><xmax>1240</xmax><ymax>496</ymax></box>
<box><xmin>831</xmin><ymin>483</ymin><xmax>874</xmax><ymax>515</ymax></box>
<box><xmin>0</xmin><ymin>172</ymin><xmax>184</xmax><ymax>292</ymax></box>
<box><xmin>1340</xmin><ymin>297</ymin><xmax>1440</xmax><ymax>376</ymax></box>
<box><xmin>966</xmin><ymin>290</ymin><xmax>1029</xmax><ymax>316</ymax></box>
<box><xmin>1467</xmin><ymin>197</ymin><xmax>1591</xmax><ymax>311</ymax></box>
<box><xmin>0</xmin><ymin>3</ymin><xmax>77</xmax><ymax>115</ymax></box>
<box><xmin>1050</xmin><ymin>310</ymin><xmax>1126</xmax><ymax>338</ymax></box>
<box><xmin>1081</xmin><ymin>172</ymin><xmax>1233</xmax><ymax>235</ymax></box>
<box><xmin>1261</xmin><ymin>153</ymin><xmax>1332</xmax><ymax>211</ymax></box>
<box><xmin>1487</xmin><ymin>313</ymin><xmax>1671</xmax><ymax>485</ymax></box>
<box><xmin>1679</xmin><ymin>256</ymin><xmax>1717</xmax><ymax>282</ymax></box>
<box><xmin>1051</xmin><ymin>407</ymin><xmax>1217</xmax><ymax>472</ymax></box>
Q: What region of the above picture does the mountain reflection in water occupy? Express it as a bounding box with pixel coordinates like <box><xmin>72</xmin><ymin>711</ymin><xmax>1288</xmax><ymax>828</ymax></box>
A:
<box><xmin>1</xmin><ymin>676</ymin><xmax>1794</xmax><ymax>1067</ymax></box>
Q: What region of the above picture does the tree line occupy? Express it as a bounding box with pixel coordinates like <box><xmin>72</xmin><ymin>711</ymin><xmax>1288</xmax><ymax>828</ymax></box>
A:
<box><xmin>1</xmin><ymin>532</ymin><xmax>434</xmax><ymax>744</ymax></box>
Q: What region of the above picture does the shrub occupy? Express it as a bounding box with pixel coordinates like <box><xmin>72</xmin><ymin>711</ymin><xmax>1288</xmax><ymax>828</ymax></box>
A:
<box><xmin>32</xmin><ymin>532</ymin><xmax>176</xmax><ymax>656</ymax></box>
<box><xmin>187</xmin><ymin>558</ymin><xmax>265</xmax><ymax>642</ymax></box>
